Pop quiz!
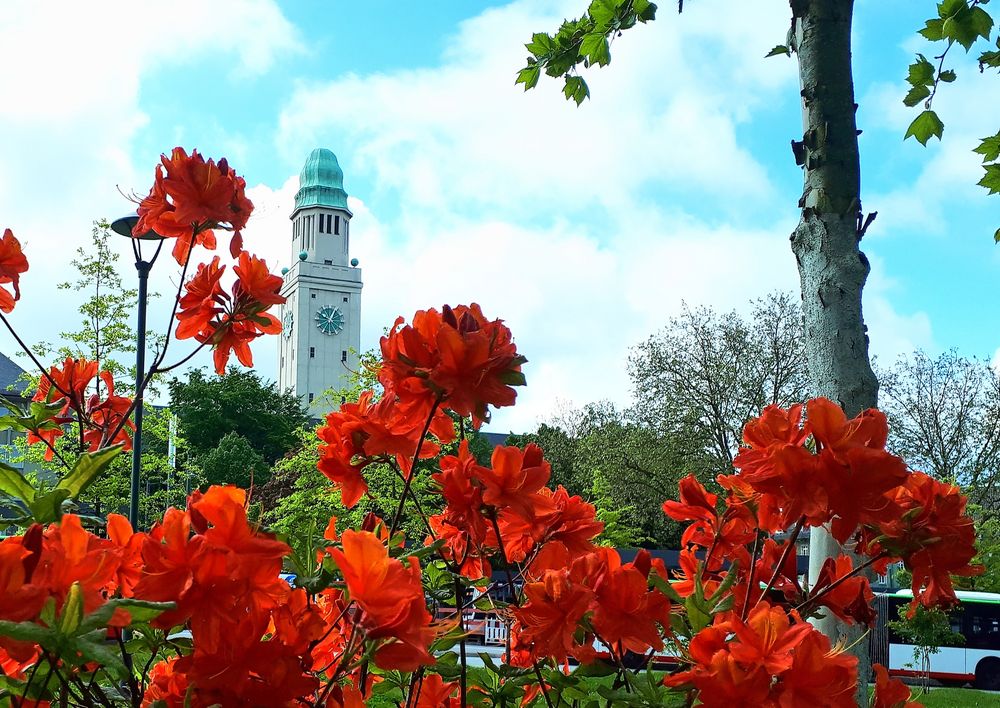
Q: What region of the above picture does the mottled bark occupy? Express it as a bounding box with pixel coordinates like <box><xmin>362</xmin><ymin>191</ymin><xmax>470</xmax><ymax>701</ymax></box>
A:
<box><xmin>789</xmin><ymin>0</ymin><xmax>878</xmax><ymax>702</ymax></box>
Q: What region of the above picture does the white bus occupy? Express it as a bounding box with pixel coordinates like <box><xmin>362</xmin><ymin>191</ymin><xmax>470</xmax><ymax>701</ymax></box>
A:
<box><xmin>871</xmin><ymin>589</ymin><xmax>1000</xmax><ymax>690</ymax></box>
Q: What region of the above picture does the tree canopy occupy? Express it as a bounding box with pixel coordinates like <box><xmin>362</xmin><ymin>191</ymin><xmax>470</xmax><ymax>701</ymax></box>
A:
<box><xmin>168</xmin><ymin>368</ymin><xmax>309</xmax><ymax>468</ymax></box>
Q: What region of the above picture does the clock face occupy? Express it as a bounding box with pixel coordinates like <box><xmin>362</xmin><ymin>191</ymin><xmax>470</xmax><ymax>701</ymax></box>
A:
<box><xmin>282</xmin><ymin>310</ymin><xmax>294</xmax><ymax>339</ymax></box>
<box><xmin>315</xmin><ymin>305</ymin><xmax>345</xmax><ymax>335</ymax></box>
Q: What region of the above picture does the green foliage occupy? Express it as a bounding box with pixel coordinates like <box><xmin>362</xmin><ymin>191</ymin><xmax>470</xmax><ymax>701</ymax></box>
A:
<box><xmin>907</xmin><ymin>1</ymin><xmax>999</xmax><ymax>238</ymax></box>
<box><xmin>199</xmin><ymin>431</ymin><xmax>268</xmax><ymax>489</ymax></box>
<box><xmin>169</xmin><ymin>367</ymin><xmax>309</xmax><ymax>465</ymax></box>
<box><xmin>905</xmin><ymin>109</ymin><xmax>945</xmax><ymax>146</ymax></box>
<box><xmin>516</xmin><ymin>0</ymin><xmax>660</xmax><ymax>104</ymax></box>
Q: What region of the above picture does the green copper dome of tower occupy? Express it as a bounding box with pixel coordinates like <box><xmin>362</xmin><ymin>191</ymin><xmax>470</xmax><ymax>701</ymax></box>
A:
<box><xmin>293</xmin><ymin>148</ymin><xmax>351</xmax><ymax>215</ymax></box>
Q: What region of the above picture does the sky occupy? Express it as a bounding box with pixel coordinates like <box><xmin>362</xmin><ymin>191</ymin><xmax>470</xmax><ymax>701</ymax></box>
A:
<box><xmin>0</xmin><ymin>0</ymin><xmax>997</xmax><ymax>434</ymax></box>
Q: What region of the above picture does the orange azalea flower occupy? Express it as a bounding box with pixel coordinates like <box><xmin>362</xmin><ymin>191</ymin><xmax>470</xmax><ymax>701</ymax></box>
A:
<box><xmin>0</xmin><ymin>228</ymin><xmax>28</xmax><ymax>313</ymax></box>
<box><xmin>499</xmin><ymin>485</ymin><xmax>602</xmax><ymax>569</ymax></box>
<box><xmin>134</xmin><ymin>487</ymin><xmax>291</xmax><ymax>654</ymax></box>
<box><xmin>772</xmin><ymin>628</ymin><xmax>858</xmax><ymax>707</ymax></box>
<box><xmin>141</xmin><ymin>657</ymin><xmax>189</xmax><ymax>708</ymax></box>
<box><xmin>871</xmin><ymin>663</ymin><xmax>922</xmax><ymax>708</ymax></box>
<box><xmin>413</xmin><ymin>673</ymin><xmax>460</xmax><ymax>708</ymax></box>
<box><xmin>512</xmin><ymin>568</ymin><xmax>595</xmax><ymax>664</ymax></box>
<box><xmin>379</xmin><ymin>304</ymin><xmax>526</xmax><ymax>428</ymax></box>
<box><xmin>807</xmin><ymin>397</ymin><xmax>909</xmax><ymax>541</ymax></box>
<box><xmin>175</xmin><ymin>256</ymin><xmax>225</xmax><ymax>340</ymax></box>
<box><xmin>809</xmin><ymin>554</ymin><xmax>876</xmax><ymax>626</ymax></box>
<box><xmin>476</xmin><ymin>443</ymin><xmax>551</xmax><ymax>519</ymax></box>
<box><xmin>82</xmin><ymin>370</ymin><xmax>135</xmax><ymax>453</ymax></box>
<box><xmin>105</xmin><ymin>513</ymin><xmax>143</xmax><ymax>597</ymax></box>
<box><xmin>662</xmin><ymin>474</ymin><xmax>755</xmax><ymax>565</ymax></box>
<box><xmin>175</xmin><ymin>252</ymin><xmax>285</xmax><ymax>374</ymax></box>
<box><xmin>136</xmin><ymin>148</ymin><xmax>253</xmax><ymax>264</ymax></box>
<box><xmin>31</xmin><ymin>514</ymin><xmax>123</xmax><ymax>615</ymax></box>
<box><xmin>328</xmin><ymin>530</ymin><xmax>435</xmax><ymax>671</ymax></box>
<box><xmin>317</xmin><ymin>388</ymin><xmax>454</xmax><ymax>507</ymax></box>
<box><xmin>590</xmin><ymin>549</ymin><xmax>671</xmax><ymax>654</ymax></box>
<box><xmin>874</xmin><ymin>471</ymin><xmax>982</xmax><ymax>614</ymax></box>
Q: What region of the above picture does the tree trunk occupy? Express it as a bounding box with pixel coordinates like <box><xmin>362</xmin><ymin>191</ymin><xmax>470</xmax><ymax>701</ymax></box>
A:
<box><xmin>789</xmin><ymin>0</ymin><xmax>878</xmax><ymax>704</ymax></box>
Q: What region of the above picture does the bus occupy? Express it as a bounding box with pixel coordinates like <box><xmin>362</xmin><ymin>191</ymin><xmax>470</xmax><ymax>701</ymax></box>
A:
<box><xmin>871</xmin><ymin>589</ymin><xmax>1000</xmax><ymax>690</ymax></box>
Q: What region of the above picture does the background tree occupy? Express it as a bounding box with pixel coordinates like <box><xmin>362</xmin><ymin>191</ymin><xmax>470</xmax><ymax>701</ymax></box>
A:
<box><xmin>629</xmin><ymin>292</ymin><xmax>809</xmax><ymax>477</ymax></box>
<box><xmin>169</xmin><ymin>367</ymin><xmax>309</xmax><ymax>468</ymax></box>
<box><xmin>199</xmin><ymin>432</ymin><xmax>268</xmax><ymax>490</ymax></box>
<box><xmin>879</xmin><ymin>349</ymin><xmax>1000</xmax><ymax>508</ymax></box>
<box><xmin>510</xmin><ymin>401</ymin><xmax>705</xmax><ymax>547</ymax></box>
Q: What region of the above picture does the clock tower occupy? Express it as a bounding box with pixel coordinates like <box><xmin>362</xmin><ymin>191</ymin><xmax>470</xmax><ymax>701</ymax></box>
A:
<box><xmin>278</xmin><ymin>148</ymin><xmax>363</xmax><ymax>416</ymax></box>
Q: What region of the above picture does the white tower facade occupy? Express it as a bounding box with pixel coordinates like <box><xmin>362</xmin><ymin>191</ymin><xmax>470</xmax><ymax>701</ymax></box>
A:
<box><xmin>278</xmin><ymin>149</ymin><xmax>363</xmax><ymax>416</ymax></box>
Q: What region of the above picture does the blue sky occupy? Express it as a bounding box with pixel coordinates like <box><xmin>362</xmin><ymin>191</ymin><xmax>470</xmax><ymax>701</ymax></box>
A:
<box><xmin>0</xmin><ymin>0</ymin><xmax>997</xmax><ymax>433</ymax></box>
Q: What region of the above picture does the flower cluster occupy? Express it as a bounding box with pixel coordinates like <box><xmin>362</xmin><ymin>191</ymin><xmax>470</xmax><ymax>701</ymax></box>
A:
<box><xmin>0</xmin><ymin>228</ymin><xmax>28</xmax><ymax>313</ymax></box>
<box><xmin>29</xmin><ymin>357</ymin><xmax>134</xmax><ymax>459</ymax></box>
<box><xmin>176</xmin><ymin>251</ymin><xmax>285</xmax><ymax>374</ymax></box>
<box><xmin>134</xmin><ymin>147</ymin><xmax>253</xmax><ymax>264</ymax></box>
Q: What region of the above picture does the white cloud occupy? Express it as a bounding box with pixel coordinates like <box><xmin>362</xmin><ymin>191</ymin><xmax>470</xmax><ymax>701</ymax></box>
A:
<box><xmin>276</xmin><ymin>0</ymin><xmax>796</xmax><ymax>219</ymax></box>
<box><xmin>0</xmin><ymin>1</ymin><xmax>299</xmax><ymax>374</ymax></box>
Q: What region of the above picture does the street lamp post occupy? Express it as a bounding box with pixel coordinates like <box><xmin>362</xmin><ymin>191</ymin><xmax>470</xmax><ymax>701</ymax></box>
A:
<box><xmin>110</xmin><ymin>215</ymin><xmax>164</xmax><ymax>529</ymax></box>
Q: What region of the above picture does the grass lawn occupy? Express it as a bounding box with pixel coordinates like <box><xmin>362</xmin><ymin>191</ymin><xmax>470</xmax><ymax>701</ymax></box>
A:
<box><xmin>910</xmin><ymin>687</ymin><xmax>1000</xmax><ymax>707</ymax></box>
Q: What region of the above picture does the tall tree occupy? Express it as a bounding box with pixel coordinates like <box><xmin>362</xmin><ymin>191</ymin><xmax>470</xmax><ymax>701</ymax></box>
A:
<box><xmin>879</xmin><ymin>349</ymin><xmax>1000</xmax><ymax>508</ymax></box>
<box><xmin>168</xmin><ymin>368</ymin><xmax>309</xmax><ymax>467</ymax></box>
<box><xmin>518</xmin><ymin>1</ymin><xmax>880</xmax><ymax>690</ymax></box>
<box><xmin>628</xmin><ymin>291</ymin><xmax>809</xmax><ymax>477</ymax></box>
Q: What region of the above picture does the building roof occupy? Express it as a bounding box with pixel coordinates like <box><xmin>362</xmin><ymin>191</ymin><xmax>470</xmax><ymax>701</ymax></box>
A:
<box><xmin>0</xmin><ymin>351</ymin><xmax>29</xmax><ymax>397</ymax></box>
<box><xmin>293</xmin><ymin>148</ymin><xmax>350</xmax><ymax>214</ymax></box>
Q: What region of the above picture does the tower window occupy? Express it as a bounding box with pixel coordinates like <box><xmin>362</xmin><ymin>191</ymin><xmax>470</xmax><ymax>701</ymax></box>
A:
<box><xmin>309</xmin><ymin>347</ymin><xmax>315</xmax><ymax>358</ymax></box>
<box><xmin>334</xmin><ymin>215</ymin><xmax>340</xmax><ymax>235</ymax></box>
<box><xmin>341</xmin><ymin>350</ymin><xmax>347</xmax><ymax>362</ymax></box>
<box><xmin>319</xmin><ymin>214</ymin><xmax>326</xmax><ymax>233</ymax></box>
<box><xmin>342</xmin><ymin>296</ymin><xmax>348</xmax><ymax>303</ymax></box>
<box><xmin>324</xmin><ymin>259</ymin><xmax>333</xmax><ymax>265</ymax></box>
<box><xmin>311</xmin><ymin>293</ymin><xmax>316</xmax><ymax>299</ymax></box>
<box><xmin>308</xmin><ymin>393</ymin><xmax>314</xmax><ymax>403</ymax></box>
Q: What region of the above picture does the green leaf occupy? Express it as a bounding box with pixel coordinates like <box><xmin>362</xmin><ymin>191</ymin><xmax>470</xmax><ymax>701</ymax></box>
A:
<box><xmin>580</xmin><ymin>32</ymin><xmax>611</xmax><ymax>67</ymax></box>
<box><xmin>525</xmin><ymin>32</ymin><xmax>556</xmax><ymax>58</ymax></box>
<box><xmin>994</xmin><ymin>227</ymin><xmax>1000</xmax><ymax>243</ymax></box>
<box><xmin>588</xmin><ymin>0</ymin><xmax>618</xmax><ymax>29</ymax></box>
<box><xmin>28</xmin><ymin>488</ymin><xmax>71</xmax><ymax>524</ymax></box>
<box><xmin>920</xmin><ymin>18</ymin><xmax>945</xmax><ymax>41</ymax></box>
<box><xmin>516</xmin><ymin>65</ymin><xmax>541</xmax><ymax>91</ymax></box>
<box><xmin>65</xmin><ymin>633</ymin><xmax>128</xmax><ymax>677</ymax></box>
<box><xmin>765</xmin><ymin>45</ymin><xmax>790</xmax><ymax>58</ymax></box>
<box><xmin>563</xmin><ymin>75</ymin><xmax>590</xmax><ymax>105</ymax></box>
<box><xmin>939</xmin><ymin>69</ymin><xmax>957</xmax><ymax>82</ymax></box>
<box><xmin>78</xmin><ymin>599</ymin><xmax>175</xmax><ymax>634</ymax></box>
<box><xmin>56</xmin><ymin>444</ymin><xmax>124</xmax><ymax>498</ymax></box>
<box><xmin>0</xmin><ymin>461</ymin><xmax>36</xmax><ymax>504</ymax></box>
<box><xmin>0</xmin><ymin>619</ymin><xmax>57</xmax><ymax>644</ymax></box>
<box><xmin>941</xmin><ymin>3</ymin><xmax>994</xmax><ymax>49</ymax></box>
<box><xmin>907</xmin><ymin>55</ymin><xmax>936</xmax><ymax>87</ymax></box>
<box><xmin>634</xmin><ymin>0</ymin><xmax>657</xmax><ymax>22</ymax></box>
<box><xmin>974</xmin><ymin>131</ymin><xmax>1000</xmax><ymax>162</ymax></box>
<box><xmin>905</xmin><ymin>110</ymin><xmax>945</xmax><ymax>145</ymax></box>
<box><xmin>59</xmin><ymin>582</ymin><xmax>84</xmax><ymax>635</ymax></box>
<box><xmin>903</xmin><ymin>84</ymin><xmax>931</xmax><ymax>107</ymax></box>
<box><xmin>978</xmin><ymin>163</ymin><xmax>1000</xmax><ymax>194</ymax></box>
